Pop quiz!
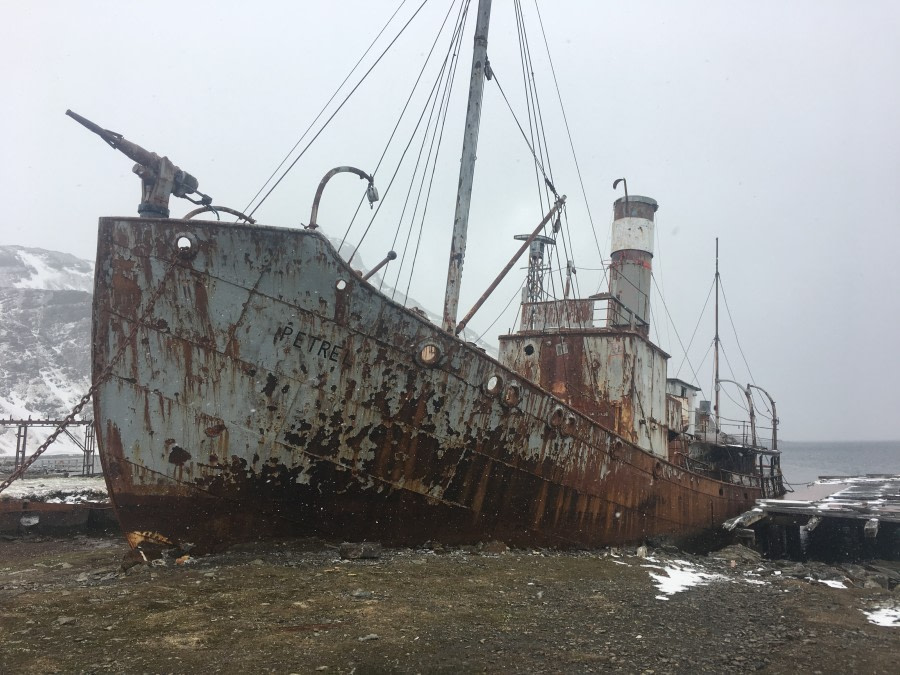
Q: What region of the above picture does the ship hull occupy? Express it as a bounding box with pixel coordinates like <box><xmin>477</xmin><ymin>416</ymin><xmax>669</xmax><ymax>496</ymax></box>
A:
<box><xmin>93</xmin><ymin>217</ymin><xmax>760</xmax><ymax>553</ymax></box>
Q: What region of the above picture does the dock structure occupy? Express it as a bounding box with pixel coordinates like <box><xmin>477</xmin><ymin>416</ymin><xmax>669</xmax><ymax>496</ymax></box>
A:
<box><xmin>726</xmin><ymin>475</ymin><xmax>900</xmax><ymax>560</ymax></box>
<box><xmin>0</xmin><ymin>418</ymin><xmax>96</xmax><ymax>476</ymax></box>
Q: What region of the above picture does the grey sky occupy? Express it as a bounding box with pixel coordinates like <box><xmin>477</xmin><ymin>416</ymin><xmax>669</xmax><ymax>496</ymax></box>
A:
<box><xmin>1</xmin><ymin>1</ymin><xmax>898</xmax><ymax>442</ymax></box>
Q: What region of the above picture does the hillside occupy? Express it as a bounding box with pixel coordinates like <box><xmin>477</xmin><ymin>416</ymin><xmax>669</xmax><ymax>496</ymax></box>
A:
<box><xmin>0</xmin><ymin>246</ymin><xmax>93</xmax><ymax>455</ymax></box>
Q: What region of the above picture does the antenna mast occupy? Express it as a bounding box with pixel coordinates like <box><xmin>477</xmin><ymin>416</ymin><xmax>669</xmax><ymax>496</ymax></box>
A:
<box><xmin>442</xmin><ymin>0</ymin><xmax>492</xmax><ymax>332</ymax></box>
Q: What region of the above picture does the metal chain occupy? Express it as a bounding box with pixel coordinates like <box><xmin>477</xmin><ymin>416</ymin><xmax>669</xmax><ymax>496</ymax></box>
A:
<box><xmin>0</xmin><ymin>257</ymin><xmax>180</xmax><ymax>494</ymax></box>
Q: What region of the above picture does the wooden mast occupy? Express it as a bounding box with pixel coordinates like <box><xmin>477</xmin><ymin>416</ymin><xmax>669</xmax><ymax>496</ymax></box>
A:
<box><xmin>442</xmin><ymin>0</ymin><xmax>492</xmax><ymax>332</ymax></box>
<box><xmin>714</xmin><ymin>237</ymin><xmax>721</xmax><ymax>435</ymax></box>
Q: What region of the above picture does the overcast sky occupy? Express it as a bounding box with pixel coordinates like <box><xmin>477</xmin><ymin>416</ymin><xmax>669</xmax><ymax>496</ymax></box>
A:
<box><xmin>1</xmin><ymin>1</ymin><xmax>898</xmax><ymax>442</ymax></box>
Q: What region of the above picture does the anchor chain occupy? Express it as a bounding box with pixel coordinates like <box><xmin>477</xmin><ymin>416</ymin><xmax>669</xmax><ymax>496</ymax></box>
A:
<box><xmin>0</xmin><ymin>257</ymin><xmax>180</xmax><ymax>494</ymax></box>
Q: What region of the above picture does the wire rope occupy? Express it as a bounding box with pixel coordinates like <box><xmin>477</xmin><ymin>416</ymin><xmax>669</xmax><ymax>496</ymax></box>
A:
<box><xmin>240</xmin><ymin>0</ymin><xmax>411</xmax><ymax>219</ymax></box>
<box><xmin>532</xmin><ymin>0</ymin><xmax>607</xmax><ymax>287</ymax></box>
<box><xmin>400</xmin><ymin>3</ymin><xmax>469</xmax><ymax>300</ymax></box>
<box><xmin>341</xmin><ymin>0</ymin><xmax>463</xmax><ymax>253</ymax></box>
<box><xmin>348</xmin><ymin>5</ymin><xmax>468</xmax><ymax>264</ymax></box>
<box><xmin>650</xmin><ymin>273</ymin><xmax>703</xmax><ymax>391</ymax></box>
<box><xmin>380</xmin><ymin>0</ymin><xmax>469</xmax><ymax>291</ymax></box>
<box><xmin>674</xmin><ymin>277</ymin><xmax>716</xmax><ymax>379</ymax></box>
<box><xmin>719</xmin><ymin>276</ymin><xmax>757</xmax><ymax>385</ymax></box>
<box><xmin>247</xmin><ymin>0</ymin><xmax>432</xmax><ymax>220</ymax></box>
<box><xmin>474</xmin><ymin>277</ymin><xmax>527</xmax><ymax>342</ymax></box>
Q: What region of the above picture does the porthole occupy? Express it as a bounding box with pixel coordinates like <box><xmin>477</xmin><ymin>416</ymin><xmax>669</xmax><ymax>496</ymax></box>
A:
<box><xmin>548</xmin><ymin>407</ymin><xmax>564</xmax><ymax>428</ymax></box>
<box><xmin>610</xmin><ymin>439</ymin><xmax>623</xmax><ymax>460</ymax></box>
<box><xmin>175</xmin><ymin>232</ymin><xmax>198</xmax><ymax>259</ymax></box>
<box><xmin>485</xmin><ymin>374</ymin><xmax>503</xmax><ymax>396</ymax></box>
<box><xmin>718</xmin><ymin>487</ymin><xmax>724</xmax><ymax>496</ymax></box>
<box><xmin>502</xmin><ymin>383</ymin><xmax>521</xmax><ymax>407</ymax></box>
<box><xmin>524</xmin><ymin>344</ymin><xmax>535</xmax><ymax>356</ymax></box>
<box><xmin>335</xmin><ymin>279</ymin><xmax>348</xmax><ymax>291</ymax></box>
<box><xmin>417</xmin><ymin>342</ymin><xmax>441</xmax><ymax>367</ymax></box>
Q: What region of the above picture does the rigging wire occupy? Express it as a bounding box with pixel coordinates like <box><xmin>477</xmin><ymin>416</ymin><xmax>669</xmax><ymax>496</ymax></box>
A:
<box><xmin>490</xmin><ymin>69</ymin><xmax>556</xmax><ymax>196</ymax></box>
<box><xmin>517</xmin><ymin>3</ymin><xmax>574</xmax><ymax>303</ymax></box>
<box><xmin>400</xmin><ymin>3</ymin><xmax>469</xmax><ymax>300</ymax></box>
<box><xmin>752</xmin><ymin>388</ymin><xmax>774</xmax><ymax>417</ymax></box>
<box><xmin>695</xmin><ymin>340</ymin><xmax>714</xmax><ymax>383</ymax></box>
<box><xmin>348</xmin><ymin>4</ymin><xmax>467</xmax><ymax>264</ymax></box>
<box><xmin>721</xmin><ymin>341</ymin><xmax>739</xmax><ymax>382</ymax></box>
<box><xmin>246</xmin><ymin>0</ymin><xmax>432</xmax><ymax>220</ymax></box>
<box><xmin>240</xmin><ymin>0</ymin><xmax>411</xmax><ymax>219</ymax></box>
<box><xmin>512</xmin><ymin>0</ymin><xmax>578</xmax><ymax>323</ymax></box>
<box><xmin>751</xmin><ymin>392</ymin><xmax>774</xmax><ymax>422</ymax></box>
<box><xmin>674</xmin><ymin>277</ymin><xmax>716</xmax><ymax>379</ymax></box>
<box><xmin>719</xmin><ymin>276</ymin><xmax>757</xmax><ymax>385</ymax></box>
<box><xmin>532</xmin><ymin>0</ymin><xmax>607</xmax><ymax>287</ymax></box>
<box><xmin>341</xmin><ymin>0</ymin><xmax>464</xmax><ymax>254</ymax></box>
<box><xmin>370</xmin><ymin>0</ymin><xmax>466</xmax><ymax>289</ymax></box>
<box><xmin>514</xmin><ymin>0</ymin><xmax>546</xmax><ymax>214</ymax></box>
<box><xmin>721</xmin><ymin>384</ymin><xmax>750</xmax><ymax>413</ymax></box>
<box><xmin>650</xmin><ymin>273</ymin><xmax>704</xmax><ymax>391</ymax></box>
<box><xmin>718</xmin><ymin>343</ymin><xmax>751</xmax><ymax>414</ymax></box>
<box><xmin>386</xmin><ymin>73</ymin><xmax>448</xmax><ymax>294</ymax></box>
<box><xmin>488</xmin><ymin>63</ymin><xmax>572</xmax><ymax>324</ymax></box>
<box><xmin>474</xmin><ymin>276</ymin><xmax>528</xmax><ymax>342</ymax></box>
<box><xmin>654</xmin><ymin>212</ymin><xmax>673</xmax><ymax>351</ymax></box>
<box><xmin>517</xmin><ymin>1</ymin><xmax>557</xmax><ymax>216</ymax></box>
<box><xmin>647</xmin><ymin>296</ymin><xmax>661</xmax><ymax>346</ymax></box>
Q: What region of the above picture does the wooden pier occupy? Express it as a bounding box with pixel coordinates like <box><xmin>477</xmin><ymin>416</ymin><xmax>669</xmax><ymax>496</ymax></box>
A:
<box><xmin>726</xmin><ymin>475</ymin><xmax>900</xmax><ymax>560</ymax></box>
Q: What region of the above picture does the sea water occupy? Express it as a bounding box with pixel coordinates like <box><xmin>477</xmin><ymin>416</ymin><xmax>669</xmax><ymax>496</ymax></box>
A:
<box><xmin>778</xmin><ymin>440</ymin><xmax>900</xmax><ymax>499</ymax></box>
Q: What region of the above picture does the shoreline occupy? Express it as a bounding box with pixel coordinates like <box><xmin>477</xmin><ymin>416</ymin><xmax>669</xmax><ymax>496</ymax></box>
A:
<box><xmin>1</xmin><ymin>534</ymin><xmax>898</xmax><ymax>673</ymax></box>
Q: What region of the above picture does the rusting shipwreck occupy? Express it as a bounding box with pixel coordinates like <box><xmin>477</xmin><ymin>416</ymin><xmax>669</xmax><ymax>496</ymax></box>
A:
<box><xmin>76</xmin><ymin>1</ymin><xmax>784</xmax><ymax>554</ymax></box>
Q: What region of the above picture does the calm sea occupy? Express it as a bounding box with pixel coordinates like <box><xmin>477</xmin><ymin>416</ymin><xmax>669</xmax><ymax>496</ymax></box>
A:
<box><xmin>779</xmin><ymin>440</ymin><xmax>900</xmax><ymax>498</ymax></box>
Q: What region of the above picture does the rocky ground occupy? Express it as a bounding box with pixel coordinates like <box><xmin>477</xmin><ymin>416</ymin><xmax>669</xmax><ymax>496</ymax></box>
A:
<box><xmin>0</xmin><ymin>534</ymin><xmax>898</xmax><ymax>674</ymax></box>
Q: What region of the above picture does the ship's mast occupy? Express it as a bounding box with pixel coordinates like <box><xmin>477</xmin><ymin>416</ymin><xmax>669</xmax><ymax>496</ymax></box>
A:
<box><xmin>714</xmin><ymin>237</ymin><xmax>721</xmax><ymax>435</ymax></box>
<box><xmin>442</xmin><ymin>0</ymin><xmax>492</xmax><ymax>332</ymax></box>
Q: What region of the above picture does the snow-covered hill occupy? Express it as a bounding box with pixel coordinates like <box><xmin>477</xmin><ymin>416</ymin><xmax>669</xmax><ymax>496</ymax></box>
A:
<box><xmin>0</xmin><ymin>245</ymin><xmax>93</xmax><ymax>292</ymax></box>
<box><xmin>0</xmin><ymin>246</ymin><xmax>93</xmax><ymax>455</ymax></box>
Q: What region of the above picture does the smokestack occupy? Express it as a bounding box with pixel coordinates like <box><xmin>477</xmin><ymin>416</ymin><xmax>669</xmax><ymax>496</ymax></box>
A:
<box><xmin>608</xmin><ymin>195</ymin><xmax>658</xmax><ymax>333</ymax></box>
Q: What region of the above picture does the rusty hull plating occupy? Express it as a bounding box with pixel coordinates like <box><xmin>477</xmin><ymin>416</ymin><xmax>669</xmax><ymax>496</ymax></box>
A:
<box><xmin>93</xmin><ymin>217</ymin><xmax>761</xmax><ymax>553</ymax></box>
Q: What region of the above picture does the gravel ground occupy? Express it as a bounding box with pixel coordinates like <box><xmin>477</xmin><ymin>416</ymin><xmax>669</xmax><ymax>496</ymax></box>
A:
<box><xmin>0</xmin><ymin>534</ymin><xmax>898</xmax><ymax>674</ymax></box>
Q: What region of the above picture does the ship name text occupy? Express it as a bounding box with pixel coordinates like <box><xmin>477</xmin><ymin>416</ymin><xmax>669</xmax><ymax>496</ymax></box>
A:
<box><xmin>274</xmin><ymin>324</ymin><xmax>342</xmax><ymax>362</ymax></box>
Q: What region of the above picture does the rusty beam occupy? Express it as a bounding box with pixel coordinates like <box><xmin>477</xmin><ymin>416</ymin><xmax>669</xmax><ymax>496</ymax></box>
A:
<box><xmin>455</xmin><ymin>197</ymin><xmax>565</xmax><ymax>335</ymax></box>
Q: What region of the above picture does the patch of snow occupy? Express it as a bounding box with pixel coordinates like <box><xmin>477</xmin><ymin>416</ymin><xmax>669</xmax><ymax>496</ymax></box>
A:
<box><xmin>40</xmin><ymin>365</ymin><xmax>83</xmax><ymax>409</ymax></box>
<box><xmin>11</xmin><ymin>251</ymin><xmax>93</xmax><ymax>292</ymax></box>
<box><xmin>0</xmin><ymin>393</ymin><xmax>34</xmax><ymax>419</ymax></box>
<box><xmin>1</xmin><ymin>476</ymin><xmax>107</xmax><ymax>500</ymax></box>
<box><xmin>818</xmin><ymin>579</ymin><xmax>847</xmax><ymax>589</ymax></box>
<box><xmin>648</xmin><ymin>561</ymin><xmax>725</xmax><ymax>598</ymax></box>
<box><xmin>741</xmin><ymin>571</ymin><xmax>767</xmax><ymax>586</ymax></box>
<box><xmin>817</xmin><ymin>476</ymin><xmax>900</xmax><ymax>486</ymax></box>
<box><xmin>863</xmin><ymin>602</ymin><xmax>900</xmax><ymax>627</ymax></box>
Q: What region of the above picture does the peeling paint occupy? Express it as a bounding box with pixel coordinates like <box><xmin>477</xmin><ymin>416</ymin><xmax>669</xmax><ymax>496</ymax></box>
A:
<box><xmin>93</xmin><ymin>218</ymin><xmax>764</xmax><ymax>553</ymax></box>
